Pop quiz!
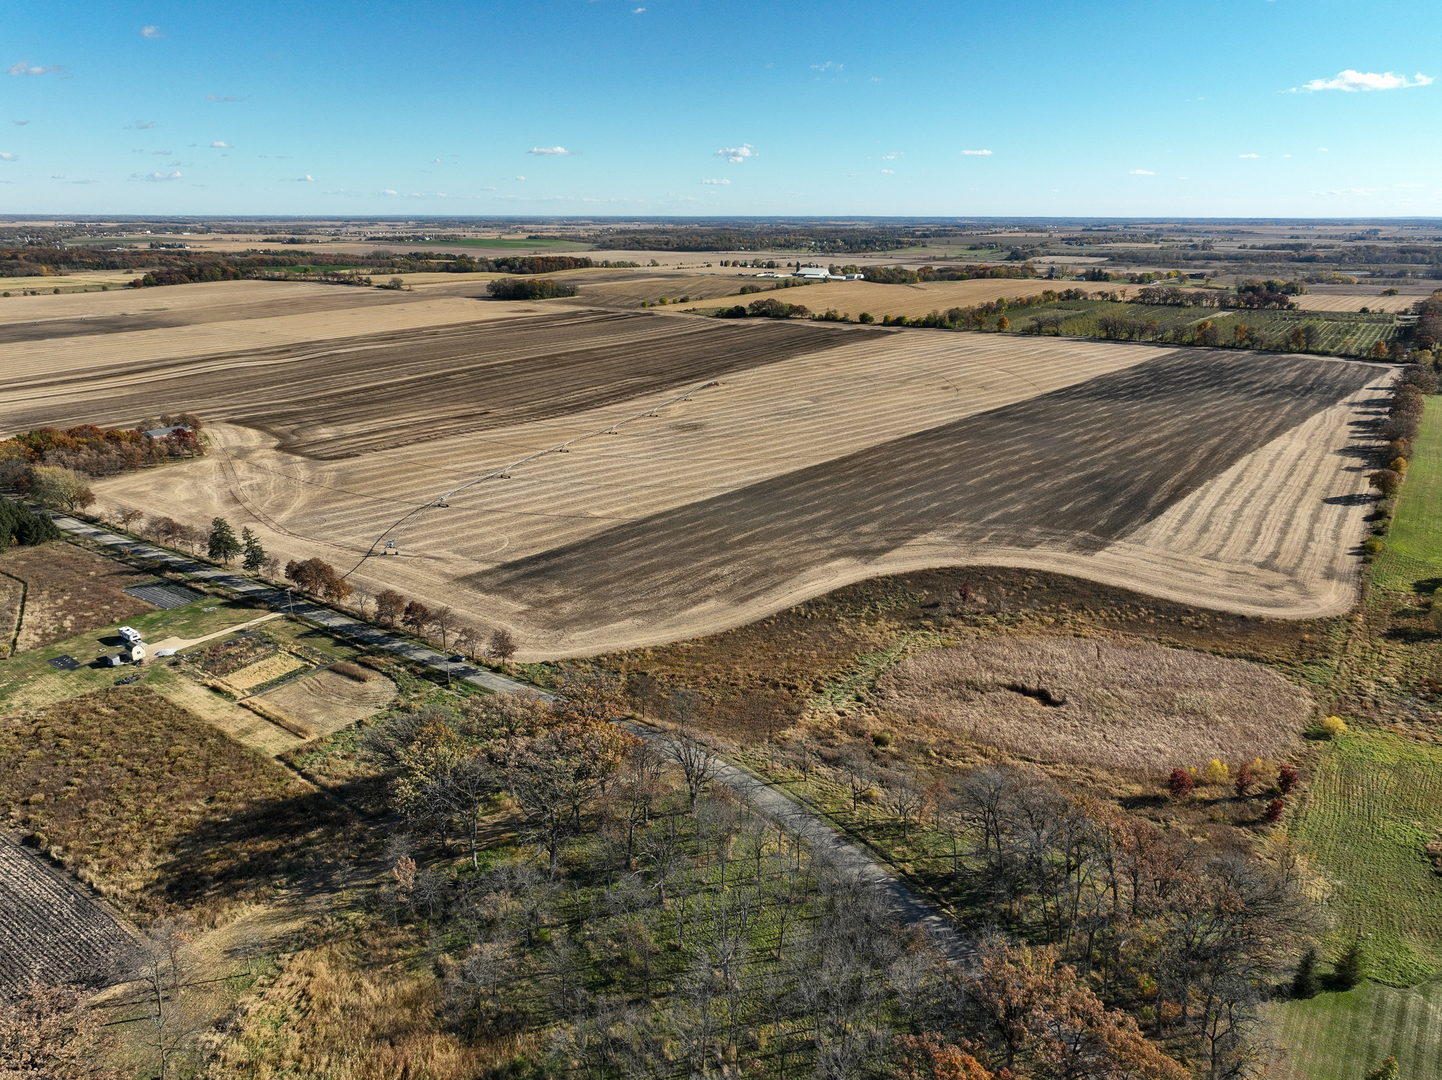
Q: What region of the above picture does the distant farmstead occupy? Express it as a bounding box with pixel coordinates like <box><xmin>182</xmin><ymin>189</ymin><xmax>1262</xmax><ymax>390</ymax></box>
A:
<box><xmin>143</xmin><ymin>425</ymin><xmax>192</xmax><ymax>440</ymax></box>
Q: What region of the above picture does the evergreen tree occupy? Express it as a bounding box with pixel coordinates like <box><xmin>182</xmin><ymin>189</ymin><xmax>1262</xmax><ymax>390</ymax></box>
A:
<box><xmin>241</xmin><ymin>527</ymin><xmax>266</xmax><ymax>573</ymax></box>
<box><xmin>1291</xmin><ymin>947</ymin><xmax>1318</xmax><ymax>999</ymax></box>
<box><xmin>1332</xmin><ymin>940</ymin><xmax>1366</xmax><ymax>990</ymax></box>
<box><xmin>207</xmin><ymin>517</ymin><xmax>241</xmax><ymax>564</ymax></box>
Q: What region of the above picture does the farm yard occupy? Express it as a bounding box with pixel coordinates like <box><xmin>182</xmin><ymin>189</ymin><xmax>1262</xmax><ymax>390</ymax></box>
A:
<box><xmin>0</xmin><ymin>268</ymin><xmax>1392</xmax><ymax>658</ymax></box>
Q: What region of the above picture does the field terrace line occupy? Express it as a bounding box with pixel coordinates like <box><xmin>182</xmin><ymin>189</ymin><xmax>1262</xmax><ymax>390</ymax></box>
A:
<box><xmin>22</xmin><ymin>508</ymin><xmax>972</xmax><ymax>961</ymax></box>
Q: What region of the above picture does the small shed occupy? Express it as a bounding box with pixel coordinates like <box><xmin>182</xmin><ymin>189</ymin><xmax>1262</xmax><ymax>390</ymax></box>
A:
<box><xmin>122</xmin><ymin>642</ymin><xmax>147</xmax><ymax>665</ymax></box>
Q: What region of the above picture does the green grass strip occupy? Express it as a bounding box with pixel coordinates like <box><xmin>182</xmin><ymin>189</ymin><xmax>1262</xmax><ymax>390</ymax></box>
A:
<box><xmin>1374</xmin><ymin>399</ymin><xmax>1442</xmax><ymax>593</ymax></box>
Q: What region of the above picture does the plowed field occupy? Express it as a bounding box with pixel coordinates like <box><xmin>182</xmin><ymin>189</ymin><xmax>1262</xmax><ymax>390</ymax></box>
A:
<box><xmin>0</xmin><ymin>275</ymin><xmax>1389</xmax><ymax>658</ymax></box>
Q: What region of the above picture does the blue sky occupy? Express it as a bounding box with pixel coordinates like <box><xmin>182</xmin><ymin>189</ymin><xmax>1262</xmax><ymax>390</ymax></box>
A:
<box><xmin>2</xmin><ymin>0</ymin><xmax>1439</xmax><ymax>218</ymax></box>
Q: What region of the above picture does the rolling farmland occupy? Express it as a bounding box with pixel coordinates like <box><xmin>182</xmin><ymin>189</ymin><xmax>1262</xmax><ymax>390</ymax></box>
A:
<box><xmin>0</xmin><ymin>276</ymin><xmax>1390</xmax><ymax>657</ymax></box>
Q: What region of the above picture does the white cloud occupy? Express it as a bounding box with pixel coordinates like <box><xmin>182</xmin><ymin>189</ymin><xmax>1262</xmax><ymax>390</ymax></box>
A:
<box><xmin>8</xmin><ymin>61</ymin><xmax>63</xmax><ymax>77</ymax></box>
<box><xmin>1129</xmin><ymin>169</ymin><xmax>1155</xmax><ymax>175</ymax></box>
<box><xmin>140</xmin><ymin>25</ymin><xmax>166</xmax><ymax>39</ymax></box>
<box><xmin>433</xmin><ymin>157</ymin><xmax>442</xmax><ymax>163</ymax></box>
<box><xmin>0</xmin><ymin>153</ymin><xmax>16</xmax><ymax>161</ymax></box>
<box><xmin>880</xmin><ymin>169</ymin><xmax>894</xmax><ymax>174</ymax></box>
<box><xmin>701</xmin><ymin>178</ymin><xmax>730</xmax><ymax>184</ymax></box>
<box><xmin>515</xmin><ymin>175</ymin><xmax>525</xmax><ymax>180</ymax></box>
<box><xmin>632</xmin><ymin>5</ymin><xmax>645</xmax><ymax>10</ymax></box>
<box><xmin>378</xmin><ymin>189</ymin><xmax>397</xmax><ymax>195</ymax></box>
<box><xmin>210</xmin><ymin>141</ymin><xmax>232</xmax><ymax>148</ymax></box>
<box><xmin>68</xmin><ymin>179</ymin><xmax>98</xmax><ymax>185</ymax></box>
<box><xmin>283</xmin><ymin>174</ymin><xmax>316</xmax><ymax>182</ymax></box>
<box><xmin>132</xmin><ymin>170</ymin><xmax>182</xmax><ymax>181</ymax></box>
<box><xmin>50</xmin><ymin>173</ymin><xmax>63</xmax><ymax>178</ymax></box>
<box><xmin>715</xmin><ymin>143</ymin><xmax>757</xmax><ymax>163</ymax></box>
<box><xmin>961</xmin><ymin>149</ymin><xmax>992</xmax><ymax>156</ymax></box>
<box><xmin>12</xmin><ymin>120</ymin><xmax>28</xmax><ymax>126</ymax></box>
<box><xmin>1318</xmin><ymin>147</ymin><xmax>1329</xmax><ymax>152</ymax></box>
<box><xmin>206</xmin><ymin>94</ymin><xmax>246</xmax><ymax>102</ymax></box>
<box><xmin>881</xmin><ymin>151</ymin><xmax>903</xmax><ymax>160</ymax></box>
<box><xmin>1239</xmin><ymin>153</ymin><xmax>1260</xmax><ymax>159</ymax></box>
<box><xmin>528</xmin><ymin>146</ymin><xmax>573</xmax><ymax>156</ymax></box>
<box><xmin>811</xmin><ymin>61</ymin><xmax>842</xmax><ymax>72</ymax></box>
<box><xmin>1293</xmin><ymin>69</ymin><xmax>1433</xmax><ymax>92</ymax></box>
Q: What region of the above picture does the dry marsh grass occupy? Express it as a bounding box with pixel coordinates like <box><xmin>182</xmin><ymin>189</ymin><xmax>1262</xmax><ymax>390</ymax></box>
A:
<box><xmin>871</xmin><ymin>637</ymin><xmax>1314</xmax><ymax>773</ymax></box>
<box><xmin>0</xmin><ymin>540</ymin><xmax>151</xmax><ymax>652</ymax></box>
<box><xmin>207</xmin><ymin>929</ymin><xmax>528</xmax><ymax>1080</ymax></box>
<box><xmin>0</xmin><ymin>685</ymin><xmax>359</xmax><ymax>922</ymax></box>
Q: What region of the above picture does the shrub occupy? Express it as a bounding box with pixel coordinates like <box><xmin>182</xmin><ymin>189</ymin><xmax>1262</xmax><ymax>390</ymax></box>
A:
<box><xmin>1364</xmin><ymin>1057</ymin><xmax>1400</xmax><ymax>1080</ymax></box>
<box><xmin>858</xmin><ymin>312</ymin><xmax>874</xmax><ymax>323</ymax></box>
<box><xmin>997</xmin><ymin>316</ymin><xmax>1010</xmax><ymax>331</ymax></box>
<box><xmin>1320</xmin><ymin>715</ymin><xmax>1348</xmax><ymax>738</ymax></box>
<box><xmin>1201</xmin><ymin>759</ymin><xmax>1230</xmax><ymax>785</ymax></box>
<box><xmin>1364</xmin><ymin>537</ymin><xmax>1385</xmax><ymax>556</ymax></box>
<box><xmin>871</xmin><ymin>731</ymin><xmax>894</xmax><ymax>749</ymax></box>
<box><xmin>331</xmin><ymin>661</ymin><xmax>372</xmax><ymax>683</ymax></box>
<box><xmin>1265</xmin><ymin>797</ymin><xmax>1286</xmax><ymax>823</ymax></box>
<box><xmin>1168</xmin><ymin>768</ymin><xmax>1194</xmax><ymax>799</ymax></box>
<box><xmin>1234</xmin><ymin>760</ymin><xmax>1254</xmax><ymax>797</ymax></box>
<box><xmin>1277</xmin><ymin>764</ymin><xmax>1300</xmax><ymax>794</ymax></box>
<box><xmin>1369</xmin><ymin>469</ymin><xmax>1403</xmax><ymax>498</ymax></box>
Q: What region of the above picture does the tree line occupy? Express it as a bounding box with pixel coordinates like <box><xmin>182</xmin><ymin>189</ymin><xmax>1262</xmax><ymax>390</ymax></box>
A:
<box><xmin>486</xmin><ymin>277</ymin><xmax>580</xmax><ymax>300</ymax></box>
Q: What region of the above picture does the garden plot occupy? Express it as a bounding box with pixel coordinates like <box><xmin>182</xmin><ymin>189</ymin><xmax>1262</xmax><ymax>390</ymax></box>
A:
<box><xmin>254</xmin><ymin>667</ymin><xmax>398</xmax><ymax>736</ymax></box>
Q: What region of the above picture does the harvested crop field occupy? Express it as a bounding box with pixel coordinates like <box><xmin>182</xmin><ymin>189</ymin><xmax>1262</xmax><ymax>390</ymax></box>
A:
<box><xmin>0</xmin><ymin>541</ymin><xmax>151</xmax><ymax>653</ymax></box>
<box><xmin>682</xmin><ymin>277</ymin><xmax>1081</xmax><ymax>319</ymax></box>
<box><xmin>1294</xmin><ymin>293</ymin><xmax>1418</xmax><ymax>313</ymax></box>
<box><xmin>871</xmin><ymin>637</ymin><xmax>1313</xmax><ymax>772</ymax></box>
<box><xmin>3</xmin><ymin>308</ymin><xmax>859</xmax><ymax>457</ymax></box>
<box><xmin>255</xmin><ymin>667</ymin><xmax>397</xmax><ymax>736</ymax></box>
<box><xmin>2</xmin><ymin>272</ymin><xmax>1391</xmax><ymax>658</ymax></box>
<box><xmin>565</xmin><ymin>271</ymin><xmax>753</xmax><ymax>308</ymax></box>
<box><xmin>0</xmin><ymin>835</ymin><xmax>136</xmax><ymax>996</ymax></box>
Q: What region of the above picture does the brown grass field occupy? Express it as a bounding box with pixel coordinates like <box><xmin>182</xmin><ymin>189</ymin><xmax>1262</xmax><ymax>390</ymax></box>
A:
<box><xmin>0</xmin><ymin>685</ymin><xmax>357</xmax><ymax>922</ymax></box>
<box><xmin>871</xmin><ymin>637</ymin><xmax>1313</xmax><ymax>773</ymax></box>
<box><xmin>254</xmin><ymin>667</ymin><xmax>397</xmax><ymax>736</ymax></box>
<box><xmin>0</xmin><ymin>273</ymin><xmax>1391</xmax><ymax>658</ymax></box>
<box><xmin>0</xmin><ymin>541</ymin><xmax>151</xmax><ymax>652</ymax></box>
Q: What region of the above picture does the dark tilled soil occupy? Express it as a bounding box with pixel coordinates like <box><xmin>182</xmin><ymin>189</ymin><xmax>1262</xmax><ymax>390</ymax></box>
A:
<box><xmin>473</xmin><ymin>351</ymin><xmax>1379</xmax><ymax>629</ymax></box>
<box><xmin>0</xmin><ymin>835</ymin><xmax>137</xmax><ymax>995</ymax></box>
<box><xmin>6</xmin><ymin>309</ymin><xmax>875</xmax><ymax>458</ymax></box>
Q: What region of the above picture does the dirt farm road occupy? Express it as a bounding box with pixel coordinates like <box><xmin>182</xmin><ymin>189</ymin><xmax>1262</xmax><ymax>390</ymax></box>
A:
<box><xmin>35</xmin><ymin>508</ymin><xmax>972</xmax><ymax>962</ymax></box>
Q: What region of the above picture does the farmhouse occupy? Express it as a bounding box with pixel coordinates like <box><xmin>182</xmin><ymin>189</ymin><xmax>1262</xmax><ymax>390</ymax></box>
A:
<box><xmin>143</xmin><ymin>424</ymin><xmax>192</xmax><ymax>440</ymax></box>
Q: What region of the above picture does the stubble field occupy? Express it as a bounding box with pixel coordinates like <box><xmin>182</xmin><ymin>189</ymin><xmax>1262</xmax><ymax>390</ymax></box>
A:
<box><xmin>0</xmin><ymin>273</ymin><xmax>1389</xmax><ymax>657</ymax></box>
